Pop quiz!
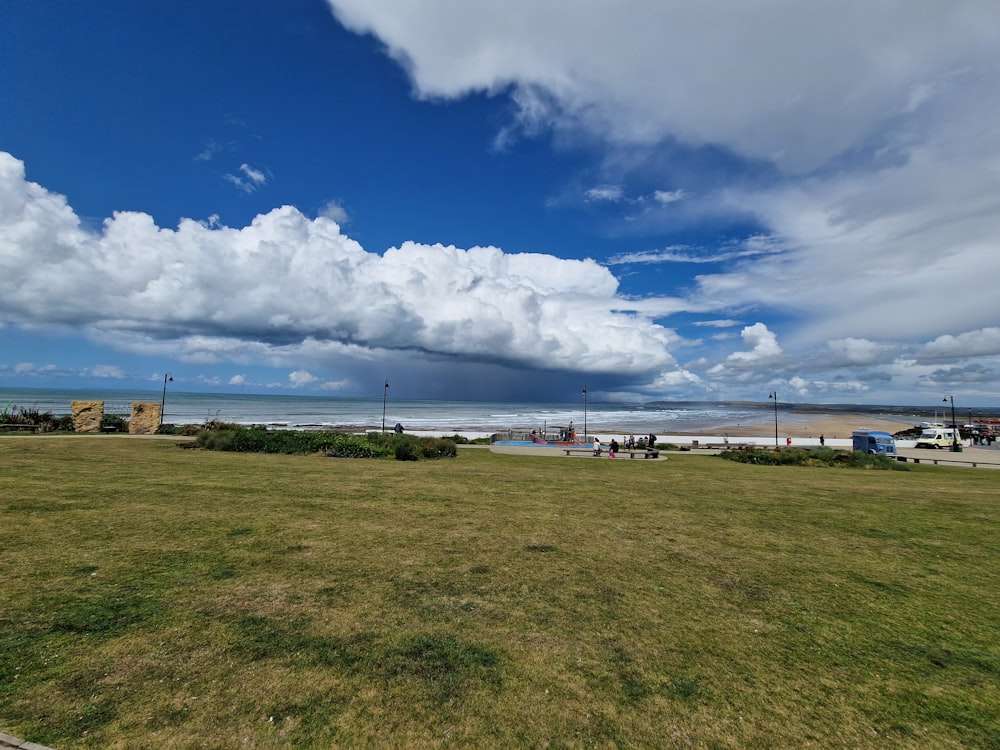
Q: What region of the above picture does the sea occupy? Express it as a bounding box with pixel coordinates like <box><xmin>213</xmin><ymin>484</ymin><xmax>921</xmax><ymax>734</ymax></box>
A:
<box><xmin>0</xmin><ymin>386</ymin><xmax>953</xmax><ymax>436</ymax></box>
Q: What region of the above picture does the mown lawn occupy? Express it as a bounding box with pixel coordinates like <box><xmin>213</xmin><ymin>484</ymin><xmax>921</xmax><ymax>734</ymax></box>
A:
<box><xmin>1</xmin><ymin>437</ymin><xmax>997</xmax><ymax>748</ymax></box>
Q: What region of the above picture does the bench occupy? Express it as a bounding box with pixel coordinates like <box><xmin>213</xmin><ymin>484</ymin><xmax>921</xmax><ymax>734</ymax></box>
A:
<box><xmin>626</xmin><ymin>450</ymin><xmax>659</xmax><ymax>459</ymax></box>
<box><xmin>562</xmin><ymin>448</ymin><xmax>661</xmax><ymax>459</ymax></box>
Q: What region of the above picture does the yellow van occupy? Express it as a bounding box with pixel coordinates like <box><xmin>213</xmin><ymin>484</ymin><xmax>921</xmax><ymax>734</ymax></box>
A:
<box><xmin>914</xmin><ymin>427</ymin><xmax>962</xmax><ymax>449</ymax></box>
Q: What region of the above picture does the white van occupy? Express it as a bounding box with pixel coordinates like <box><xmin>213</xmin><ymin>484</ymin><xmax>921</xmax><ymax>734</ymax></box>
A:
<box><xmin>914</xmin><ymin>427</ymin><xmax>962</xmax><ymax>449</ymax></box>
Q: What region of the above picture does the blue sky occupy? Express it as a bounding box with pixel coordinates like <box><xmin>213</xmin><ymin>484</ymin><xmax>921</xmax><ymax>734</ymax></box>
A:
<box><xmin>2</xmin><ymin>0</ymin><xmax>999</xmax><ymax>405</ymax></box>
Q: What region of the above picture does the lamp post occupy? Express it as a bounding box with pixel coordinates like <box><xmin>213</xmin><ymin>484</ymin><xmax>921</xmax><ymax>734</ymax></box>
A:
<box><xmin>943</xmin><ymin>395</ymin><xmax>959</xmax><ymax>451</ymax></box>
<box><xmin>160</xmin><ymin>373</ymin><xmax>173</xmax><ymax>426</ymax></box>
<box><xmin>582</xmin><ymin>386</ymin><xmax>588</xmax><ymax>445</ymax></box>
<box><xmin>382</xmin><ymin>379</ymin><xmax>390</xmax><ymax>433</ymax></box>
<box><xmin>768</xmin><ymin>391</ymin><xmax>779</xmax><ymax>448</ymax></box>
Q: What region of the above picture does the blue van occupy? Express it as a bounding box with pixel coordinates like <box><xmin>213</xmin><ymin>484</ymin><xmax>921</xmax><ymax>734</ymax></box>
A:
<box><xmin>852</xmin><ymin>430</ymin><xmax>897</xmax><ymax>455</ymax></box>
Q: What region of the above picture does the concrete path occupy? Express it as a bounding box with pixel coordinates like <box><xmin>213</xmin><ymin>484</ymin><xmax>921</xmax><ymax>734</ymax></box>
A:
<box><xmin>0</xmin><ymin>731</ymin><xmax>54</xmax><ymax>750</ymax></box>
<box><xmin>489</xmin><ymin>444</ymin><xmax>668</xmax><ymax>460</ymax></box>
<box><xmin>490</xmin><ymin>440</ymin><xmax>1000</xmax><ymax>468</ymax></box>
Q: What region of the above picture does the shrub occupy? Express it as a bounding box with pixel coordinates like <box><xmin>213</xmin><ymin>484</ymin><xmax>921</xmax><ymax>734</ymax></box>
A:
<box><xmin>718</xmin><ymin>446</ymin><xmax>907</xmax><ymax>470</ymax></box>
<box><xmin>53</xmin><ymin>415</ymin><xmax>75</xmax><ymax>432</ymax></box>
<box><xmin>1</xmin><ymin>405</ymin><xmax>61</xmax><ymax>431</ymax></box>
<box><xmin>195</xmin><ymin>429</ymin><xmax>239</xmax><ymax>451</ymax></box>
<box><xmin>194</xmin><ymin>427</ymin><xmax>455</xmax><ymax>460</ymax></box>
<box><xmin>418</xmin><ymin>438</ymin><xmax>458</xmax><ymax>459</ymax></box>
<box><xmin>100</xmin><ymin>414</ymin><xmax>129</xmax><ymax>433</ymax></box>
<box><xmin>394</xmin><ymin>438</ymin><xmax>418</xmax><ymax>462</ymax></box>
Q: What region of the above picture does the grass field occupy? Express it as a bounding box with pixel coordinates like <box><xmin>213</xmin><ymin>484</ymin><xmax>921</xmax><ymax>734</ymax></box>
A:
<box><xmin>1</xmin><ymin>437</ymin><xmax>997</xmax><ymax>749</ymax></box>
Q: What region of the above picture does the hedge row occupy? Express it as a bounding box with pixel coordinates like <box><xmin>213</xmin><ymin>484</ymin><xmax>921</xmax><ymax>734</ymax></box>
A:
<box><xmin>717</xmin><ymin>446</ymin><xmax>908</xmax><ymax>470</ymax></box>
<box><xmin>195</xmin><ymin>427</ymin><xmax>456</xmax><ymax>460</ymax></box>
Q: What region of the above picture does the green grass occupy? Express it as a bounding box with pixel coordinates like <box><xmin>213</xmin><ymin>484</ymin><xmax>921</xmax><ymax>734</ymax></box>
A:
<box><xmin>1</xmin><ymin>437</ymin><xmax>998</xmax><ymax>748</ymax></box>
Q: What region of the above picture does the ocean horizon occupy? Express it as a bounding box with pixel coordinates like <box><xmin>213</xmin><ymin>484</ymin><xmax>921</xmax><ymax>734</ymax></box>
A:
<box><xmin>3</xmin><ymin>386</ymin><xmax>982</xmax><ymax>436</ymax></box>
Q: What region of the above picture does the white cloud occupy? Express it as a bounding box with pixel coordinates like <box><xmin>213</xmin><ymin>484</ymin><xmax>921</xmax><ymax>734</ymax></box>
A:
<box><xmin>228</xmin><ymin>374</ymin><xmax>248</xmax><ymax>385</ymax></box>
<box><xmin>825</xmin><ymin>338</ymin><xmax>886</xmax><ymax>367</ymax></box>
<box><xmin>788</xmin><ymin>376</ymin><xmax>811</xmax><ymax>397</ymax></box>
<box><xmin>0</xmin><ymin>152</ymin><xmax>680</xmax><ymax>381</ymax></box>
<box><xmin>609</xmin><ymin>242</ymin><xmax>766</xmax><ymax>266</ymax></box>
<box><xmin>324</xmin><ymin>0</ymin><xmax>998</xmax><ymax>174</ymax></box>
<box><xmin>289</xmin><ymin>370</ymin><xmax>318</xmax><ymax>387</ymax></box>
<box><xmin>224</xmin><ymin>163</ymin><xmax>268</xmax><ymax>193</ymax></box>
<box><xmin>653</xmin><ymin>189</ymin><xmax>685</xmax><ymax>205</ymax></box>
<box><xmin>920</xmin><ymin>328</ymin><xmax>1000</xmax><ymax>361</ymax></box>
<box><xmin>319</xmin><ymin>199</ymin><xmax>350</xmax><ymax>225</ymax></box>
<box><xmin>703</xmin><ymin>323</ymin><xmax>785</xmax><ymax>382</ymax></box>
<box><xmin>693</xmin><ymin>320</ymin><xmax>741</xmax><ymax>329</ymax></box>
<box><xmin>320</xmin><ymin>379</ymin><xmax>351</xmax><ymax>391</ymax></box>
<box><xmin>645</xmin><ymin>368</ymin><xmax>703</xmax><ymax>392</ymax></box>
<box><xmin>88</xmin><ymin>364</ymin><xmax>125</xmax><ymax>379</ymax></box>
<box><xmin>728</xmin><ymin>323</ymin><xmax>782</xmax><ymax>363</ymax></box>
<box><xmin>585</xmin><ymin>185</ymin><xmax>623</xmax><ymax>202</ymax></box>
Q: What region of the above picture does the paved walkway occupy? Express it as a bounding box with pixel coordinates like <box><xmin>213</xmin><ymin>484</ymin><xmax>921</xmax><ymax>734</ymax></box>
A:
<box><xmin>895</xmin><ymin>444</ymin><xmax>1000</xmax><ymax>469</ymax></box>
<box><xmin>0</xmin><ymin>731</ymin><xmax>54</xmax><ymax>750</ymax></box>
<box><xmin>490</xmin><ymin>440</ymin><xmax>1000</xmax><ymax>468</ymax></box>
<box><xmin>489</xmin><ymin>444</ymin><xmax>668</xmax><ymax>460</ymax></box>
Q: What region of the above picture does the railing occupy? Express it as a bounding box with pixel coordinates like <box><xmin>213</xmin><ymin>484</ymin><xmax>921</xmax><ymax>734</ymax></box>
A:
<box><xmin>896</xmin><ymin>455</ymin><xmax>1000</xmax><ymax>469</ymax></box>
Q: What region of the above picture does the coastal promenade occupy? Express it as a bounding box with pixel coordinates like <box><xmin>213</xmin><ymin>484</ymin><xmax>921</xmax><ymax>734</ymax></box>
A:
<box><xmin>490</xmin><ymin>436</ymin><xmax>1000</xmax><ymax>469</ymax></box>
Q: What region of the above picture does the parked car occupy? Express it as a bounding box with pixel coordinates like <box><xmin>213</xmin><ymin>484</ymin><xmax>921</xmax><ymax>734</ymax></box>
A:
<box><xmin>914</xmin><ymin>427</ymin><xmax>962</xmax><ymax>449</ymax></box>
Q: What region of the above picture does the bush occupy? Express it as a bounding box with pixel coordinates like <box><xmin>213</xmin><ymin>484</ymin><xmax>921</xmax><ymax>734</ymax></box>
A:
<box><xmin>53</xmin><ymin>415</ymin><xmax>75</xmax><ymax>432</ymax></box>
<box><xmin>100</xmin><ymin>414</ymin><xmax>129</xmax><ymax>433</ymax></box>
<box><xmin>394</xmin><ymin>438</ymin><xmax>418</xmax><ymax>462</ymax></box>
<box><xmin>717</xmin><ymin>446</ymin><xmax>907</xmax><ymax>470</ymax></box>
<box><xmin>1</xmin><ymin>405</ymin><xmax>61</xmax><ymax>431</ymax></box>
<box><xmin>418</xmin><ymin>438</ymin><xmax>458</xmax><ymax>459</ymax></box>
<box><xmin>194</xmin><ymin>427</ymin><xmax>456</xmax><ymax>460</ymax></box>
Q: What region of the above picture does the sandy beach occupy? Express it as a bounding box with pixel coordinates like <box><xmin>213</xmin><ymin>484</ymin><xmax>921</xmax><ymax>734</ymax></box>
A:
<box><xmin>674</xmin><ymin>413</ymin><xmax>913</xmax><ymax>441</ymax></box>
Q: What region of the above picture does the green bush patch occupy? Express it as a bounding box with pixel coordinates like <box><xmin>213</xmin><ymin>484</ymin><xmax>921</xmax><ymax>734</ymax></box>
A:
<box><xmin>718</xmin><ymin>446</ymin><xmax>908</xmax><ymax>469</ymax></box>
<box><xmin>195</xmin><ymin>426</ymin><xmax>456</xmax><ymax>460</ymax></box>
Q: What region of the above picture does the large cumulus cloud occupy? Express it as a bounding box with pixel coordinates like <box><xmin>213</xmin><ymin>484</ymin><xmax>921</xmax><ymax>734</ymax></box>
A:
<box><xmin>0</xmin><ymin>152</ymin><xmax>678</xmax><ymax>377</ymax></box>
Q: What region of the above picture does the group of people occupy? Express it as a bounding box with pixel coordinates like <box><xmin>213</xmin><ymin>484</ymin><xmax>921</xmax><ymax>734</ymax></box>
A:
<box><xmin>594</xmin><ymin>433</ymin><xmax>657</xmax><ymax>458</ymax></box>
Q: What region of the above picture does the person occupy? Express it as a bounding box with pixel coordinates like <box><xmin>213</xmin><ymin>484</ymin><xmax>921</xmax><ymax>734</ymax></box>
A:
<box><xmin>609</xmin><ymin>438</ymin><xmax>619</xmax><ymax>459</ymax></box>
<box><xmin>786</xmin><ymin>436</ymin><xmax>792</xmax><ymax>446</ymax></box>
<box><xmin>393</xmin><ymin>422</ymin><xmax>404</xmax><ymax>434</ymax></box>
<box><xmin>819</xmin><ymin>434</ymin><xmax>825</xmax><ymax>447</ymax></box>
<box><xmin>648</xmin><ymin>433</ymin><xmax>657</xmax><ymax>449</ymax></box>
<box><xmin>593</xmin><ymin>436</ymin><xmax>601</xmax><ymax>456</ymax></box>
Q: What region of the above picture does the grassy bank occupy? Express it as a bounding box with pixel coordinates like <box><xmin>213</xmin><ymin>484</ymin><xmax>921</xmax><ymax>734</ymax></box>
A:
<box><xmin>1</xmin><ymin>437</ymin><xmax>997</xmax><ymax>748</ymax></box>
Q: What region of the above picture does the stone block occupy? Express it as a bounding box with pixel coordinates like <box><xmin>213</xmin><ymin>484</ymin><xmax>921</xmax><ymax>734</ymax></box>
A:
<box><xmin>71</xmin><ymin>400</ymin><xmax>104</xmax><ymax>433</ymax></box>
<box><xmin>129</xmin><ymin>402</ymin><xmax>161</xmax><ymax>434</ymax></box>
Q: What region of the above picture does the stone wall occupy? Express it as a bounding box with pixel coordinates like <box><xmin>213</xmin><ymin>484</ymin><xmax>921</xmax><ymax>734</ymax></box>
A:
<box><xmin>71</xmin><ymin>400</ymin><xmax>104</xmax><ymax>433</ymax></box>
<box><xmin>129</xmin><ymin>402</ymin><xmax>161</xmax><ymax>435</ymax></box>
